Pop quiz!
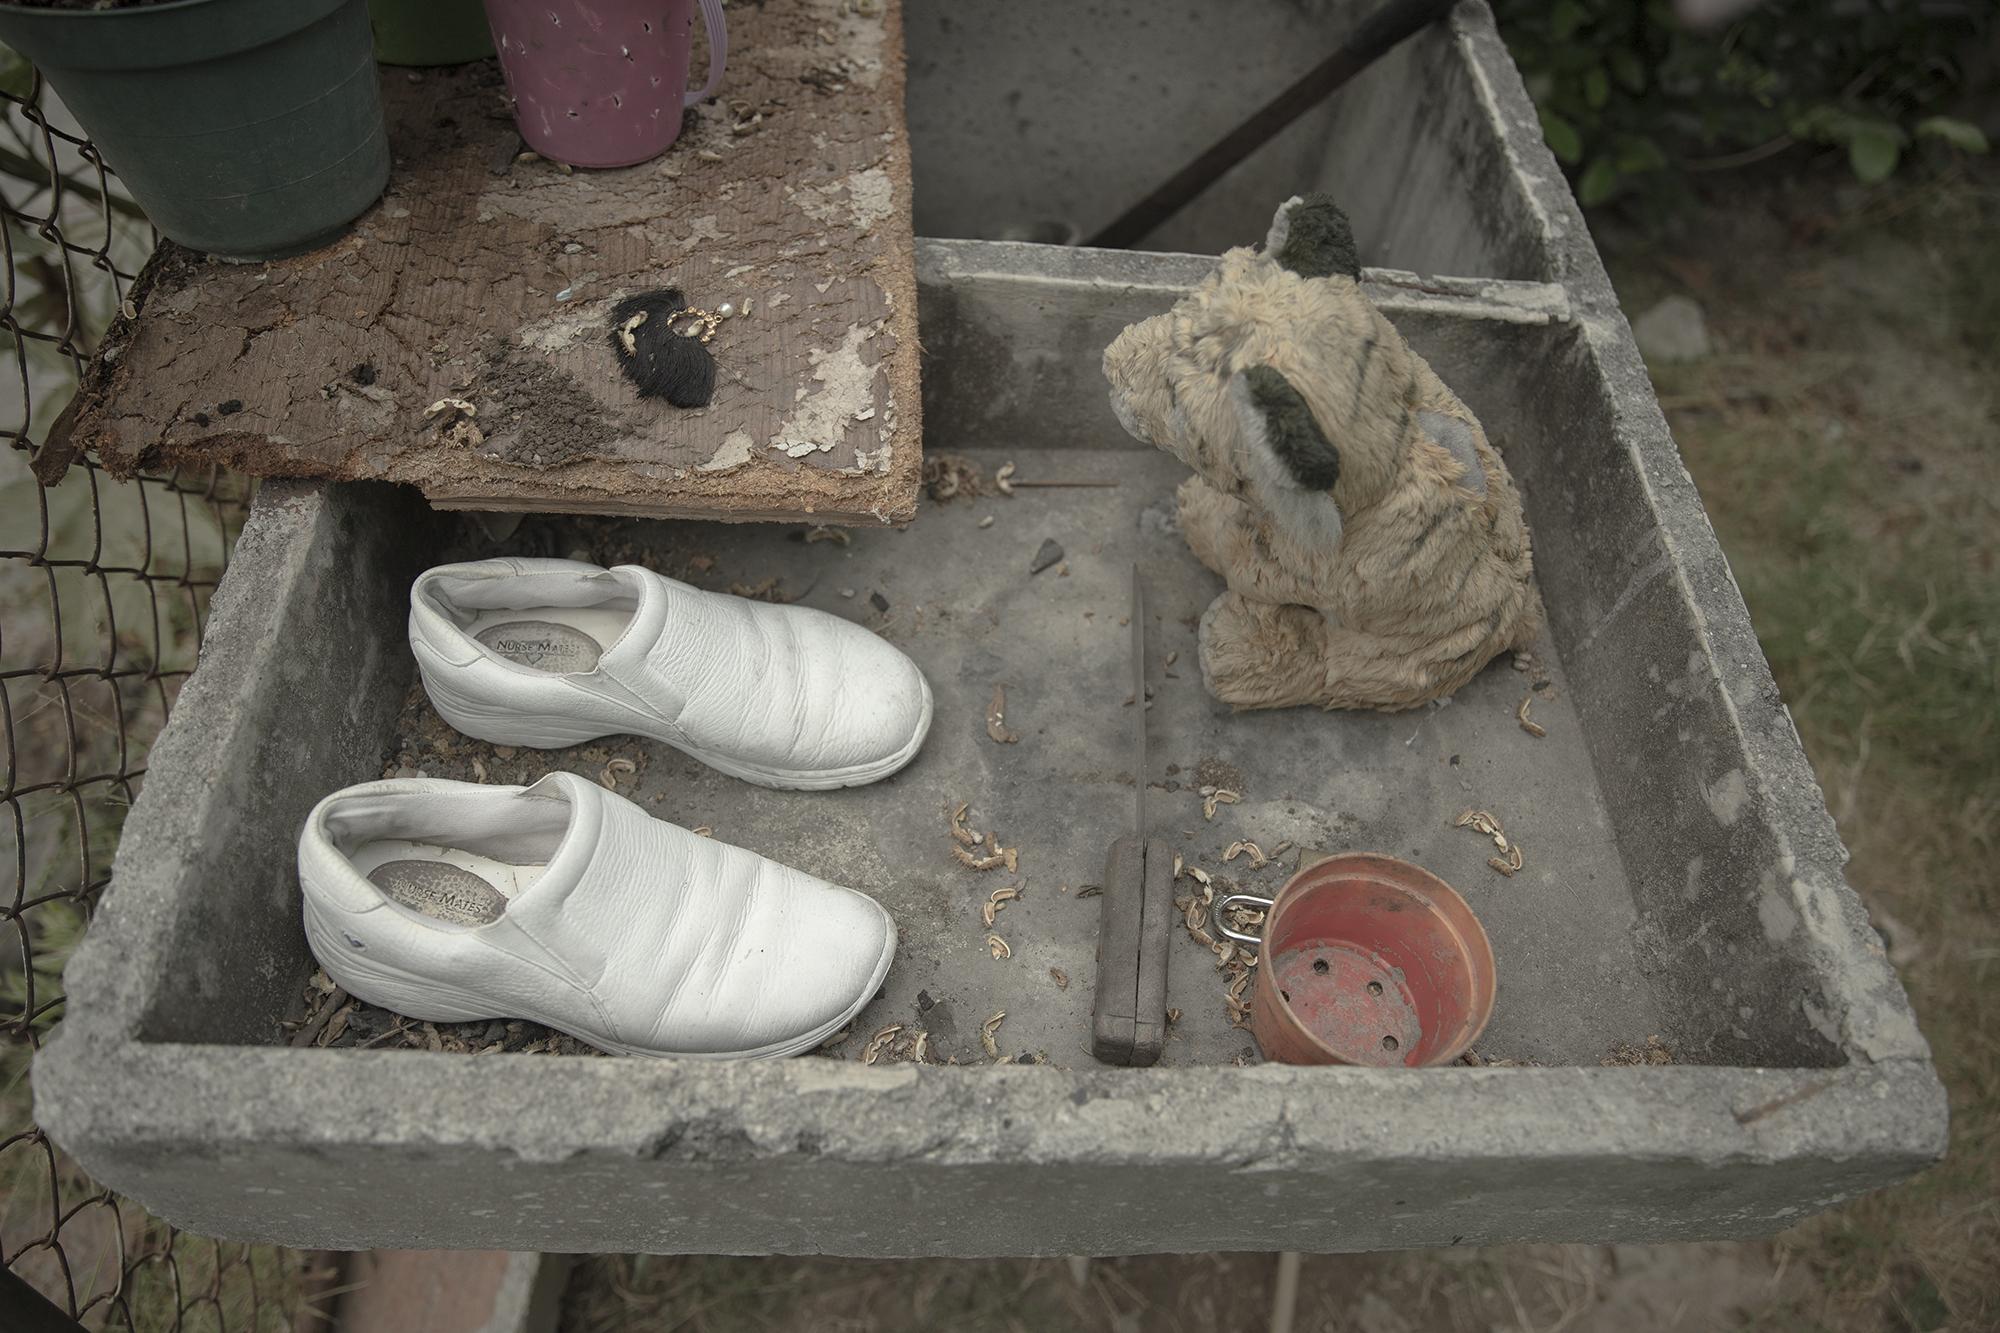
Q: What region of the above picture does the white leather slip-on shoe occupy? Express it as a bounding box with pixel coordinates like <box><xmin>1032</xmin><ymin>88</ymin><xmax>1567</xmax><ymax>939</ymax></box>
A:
<box><xmin>408</xmin><ymin>557</ymin><xmax>932</xmax><ymax>790</ymax></box>
<box><xmin>298</xmin><ymin>773</ymin><xmax>896</xmax><ymax>1059</ymax></box>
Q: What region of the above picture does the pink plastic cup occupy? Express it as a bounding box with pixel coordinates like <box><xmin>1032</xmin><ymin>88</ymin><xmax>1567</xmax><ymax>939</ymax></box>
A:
<box><xmin>484</xmin><ymin>0</ymin><xmax>726</xmax><ymax>169</ymax></box>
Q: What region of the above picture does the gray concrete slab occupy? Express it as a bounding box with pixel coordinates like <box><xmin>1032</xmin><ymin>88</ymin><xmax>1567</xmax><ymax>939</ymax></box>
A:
<box><xmin>32</xmin><ymin>0</ymin><xmax>1944</xmax><ymax>1255</ymax></box>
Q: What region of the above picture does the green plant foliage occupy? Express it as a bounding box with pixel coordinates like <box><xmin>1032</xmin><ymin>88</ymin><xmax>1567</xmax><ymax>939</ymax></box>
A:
<box><xmin>1493</xmin><ymin>0</ymin><xmax>1993</xmax><ymax>207</ymax></box>
<box><xmin>1917</xmin><ymin>114</ymin><xmax>1991</xmax><ymax>153</ymax></box>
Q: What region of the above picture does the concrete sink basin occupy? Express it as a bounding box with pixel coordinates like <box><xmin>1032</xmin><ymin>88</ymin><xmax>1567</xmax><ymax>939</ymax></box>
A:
<box><xmin>36</xmin><ymin>0</ymin><xmax>1942</xmax><ymax>1254</ymax></box>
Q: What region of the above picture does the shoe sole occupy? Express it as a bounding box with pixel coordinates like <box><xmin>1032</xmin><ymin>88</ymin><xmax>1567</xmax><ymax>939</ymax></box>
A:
<box><xmin>421</xmin><ymin>668</ymin><xmax>934</xmax><ymax>792</ymax></box>
<box><xmin>307</xmin><ymin>900</ymin><xmax>897</xmax><ymax>1061</ymax></box>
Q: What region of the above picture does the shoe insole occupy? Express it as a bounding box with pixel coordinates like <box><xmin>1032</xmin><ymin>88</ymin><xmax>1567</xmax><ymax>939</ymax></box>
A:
<box><xmin>368</xmin><ymin>860</ymin><xmax>509</xmax><ymax>925</ymax></box>
<box><xmin>467</xmin><ymin>607</ymin><xmax>632</xmax><ymax>674</ymax></box>
<box><xmin>352</xmin><ymin>839</ymin><xmax>548</xmax><ymax>926</ymax></box>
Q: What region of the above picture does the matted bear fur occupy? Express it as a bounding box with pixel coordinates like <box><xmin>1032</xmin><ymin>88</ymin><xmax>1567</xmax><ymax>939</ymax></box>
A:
<box><xmin>1102</xmin><ymin>194</ymin><xmax>1538</xmax><ymax>712</ymax></box>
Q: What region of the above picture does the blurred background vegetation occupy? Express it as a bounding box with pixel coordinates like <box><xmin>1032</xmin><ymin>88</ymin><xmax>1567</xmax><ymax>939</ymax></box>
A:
<box><xmin>1492</xmin><ymin>0</ymin><xmax>1995</xmax><ymax>206</ymax></box>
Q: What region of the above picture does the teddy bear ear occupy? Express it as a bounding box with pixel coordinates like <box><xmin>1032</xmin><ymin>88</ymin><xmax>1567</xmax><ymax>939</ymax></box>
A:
<box><xmin>1238</xmin><ymin>365</ymin><xmax>1341</xmax><ymax>491</ymax></box>
<box><xmin>1263</xmin><ymin>193</ymin><xmax>1360</xmax><ymax>281</ymax></box>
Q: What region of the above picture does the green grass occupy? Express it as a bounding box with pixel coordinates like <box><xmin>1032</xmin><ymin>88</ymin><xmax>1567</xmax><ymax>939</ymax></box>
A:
<box><xmin>1637</xmin><ymin>168</ymin><xmax>1999</xmax><ymax>1331</ymax></box>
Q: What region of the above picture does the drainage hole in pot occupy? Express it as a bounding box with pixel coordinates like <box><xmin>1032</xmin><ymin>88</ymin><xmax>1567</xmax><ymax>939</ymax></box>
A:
<box><xmin>567</xmin><ymin>109</ymin><xmax>580</xmax><ymax>119</ymax></box>
<box><xmin>1366</xmin><ymin>980</ymin><xmax>1383</xmax><ymax>996</ymax></box>
<box><xmin>642</xmin><ymin>20</ymin><xmax>652</xmax><ymax>30</ymax></box>
<box><xmin>1312</xmin><ymin>958</ymin><xmax>1329</xmax><ymax>975</ymax></box>
<box><xmin>1280</xmin><ymin>990</ymin><xmax>1290</xmax><ymax>1003</ymax></box>
<box><xmin>1381</xmin><ymin>1035</ymin><xmax>1399</xmax><ymax>1053</ymax></box>
<box><xmin>612</xmin><ymin>94</ymin><xmax>622</xmax><ymax>108</ymax></box>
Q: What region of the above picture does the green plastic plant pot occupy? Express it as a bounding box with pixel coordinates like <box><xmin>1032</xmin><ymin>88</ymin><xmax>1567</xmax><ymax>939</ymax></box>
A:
<box><xmin>0</xmin><ymin>0</ymin><xmax>390</xmax><ymax>261</ymax></box>
<box><xmin>369</xmin><ymin>0</ymin><xmax>494</xmax><ymax>66</ymax></box>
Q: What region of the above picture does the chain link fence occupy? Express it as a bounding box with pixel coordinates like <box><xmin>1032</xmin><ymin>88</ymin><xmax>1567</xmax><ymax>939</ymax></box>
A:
<box><xmin>0</xmin><ymin>57</ymin><xmax>315</xmax><ymax>1332</ymax></box>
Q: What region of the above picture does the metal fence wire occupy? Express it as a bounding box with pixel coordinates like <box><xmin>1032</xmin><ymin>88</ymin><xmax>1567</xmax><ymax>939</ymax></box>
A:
<box><xmin>0</xmin><ymin>60</ymin><xmax>313</xmax><ymax>1332</ymax></box>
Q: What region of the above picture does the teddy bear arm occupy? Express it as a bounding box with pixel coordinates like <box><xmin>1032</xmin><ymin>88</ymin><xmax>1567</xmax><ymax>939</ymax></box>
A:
<box><xmin>1200</xmin><ymin>584</ymin><xmax>1507</xmax><ymax>713</ymax></box>
<box><xmin>1177</xmin><ymin>476</ymin><xmax>1338</xmax><ymax>610</ymax></box>
<box><xmin>1196</xmin><ymin>592</ymin><xmax>1334</xmax><ymax>711</ymax></box>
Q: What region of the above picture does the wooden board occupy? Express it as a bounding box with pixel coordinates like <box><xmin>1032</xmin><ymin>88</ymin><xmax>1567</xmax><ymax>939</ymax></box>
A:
<box><xmin>66</xmin><ymin>0</ymin><xmax>921</xmax><ymax>524</ymax></box>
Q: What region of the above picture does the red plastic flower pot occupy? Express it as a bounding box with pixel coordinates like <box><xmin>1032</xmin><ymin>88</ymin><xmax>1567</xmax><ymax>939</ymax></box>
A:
<box><xmin>1219</xmin><ymin>853</ymin><xmax>1496</xmax><ymax>1067</ymax></box>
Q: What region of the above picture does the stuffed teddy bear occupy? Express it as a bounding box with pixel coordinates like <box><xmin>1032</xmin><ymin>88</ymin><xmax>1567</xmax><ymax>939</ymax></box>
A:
<box><xmin>1102</xmin><ymin>193</ymin><xmax>1538</xmax><ymax>712</ymax></box>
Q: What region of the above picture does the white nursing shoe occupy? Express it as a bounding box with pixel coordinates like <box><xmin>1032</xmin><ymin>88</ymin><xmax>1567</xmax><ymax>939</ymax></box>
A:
<box><xmin>298</xmin><ymin>773</ymin><xmax>896</xmax><ymax>1059</ymax></box>
<box><xmin>408</xmin><ymin>557</ymin><xmax>932</xmax><ymax>790</ymax></box>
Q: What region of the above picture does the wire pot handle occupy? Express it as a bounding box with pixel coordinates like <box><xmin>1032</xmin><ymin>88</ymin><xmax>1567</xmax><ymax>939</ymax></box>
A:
<box><xmin>1215</xmin><ymin>892</ymin><xmax>1275</xmax><ymax>945</ymax></box>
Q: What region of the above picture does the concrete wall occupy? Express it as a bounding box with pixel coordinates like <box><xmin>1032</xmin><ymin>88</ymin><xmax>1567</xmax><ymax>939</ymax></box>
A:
<box><xmin>904</xmin><ymin>0</ymin><xmax>1549</xmax><ymax>277</ymax></box>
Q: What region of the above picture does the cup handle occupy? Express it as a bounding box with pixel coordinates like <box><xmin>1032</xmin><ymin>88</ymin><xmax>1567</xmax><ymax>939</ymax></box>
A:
<box><xmin>1215</xmin><ymin>893</ymin><xmax>1274</xmax><ymax>945</ymax></box>
<box><xmin>686</xmin><ymin>0</ymin><xmax>728</xmax><ymax>107</ymax></box>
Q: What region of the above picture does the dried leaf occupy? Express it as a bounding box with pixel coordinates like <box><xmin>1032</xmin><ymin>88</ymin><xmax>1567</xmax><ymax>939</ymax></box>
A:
<box><xmin>1223</xmin><ymin>840</ymin><xmax>1270</xmax><ymax>869</ymax></box>
<box><xmin>804</xmin><ymin>525</ymin><xmax>851</xmax><ymax>546</ymax></box>
<box><xmin>923</xmin><ymin>453</ymin><xmax>987</xmax><ymax>502</ymax></box>
<box><xmin>863</xmin><ymin>1023</ymin><xmax>904</xmax><ymax>1065</ymax></box>
<box><xmin>995</xmin><ymin>460</ymin><xmax>1017</xmax><ymax>496</ymax></box>
<box><xmin>1202</xmin><ymin>788</ymin><xmax>1240</xmax><ymax>820</ymax></box>
<box><xmin>1458</xmin><ymin>808</ymin><xmax>1523</xmax><ymax>872</ymax></box>
<box><xmin>1517</xmin><ymin>695</ymin><xmax>1547</xmax><ymax>738</ymax></box>
<box><xmin>986</xmin><ymin>933</ymin><xmax>1011</xmax><ymax>960</ymax></box>
<box><xmin>819</xmin><ymin>1028</ymin><xmax>852</xmax><ymax>1050</ymax></box>
<box><xmin>950</xmin><ymin>803</ymin><xmax>1016</xmax><ymax>870</ymax></box>
<box><xmin>317</xmin><ymin>1003</ymin><xmax>352</xmax><ymax>1048</ymax></box>
<box><xmin>1049</xmin><ymin>967</ymin><xmax>1069</xmax><ymax>990</ymax></box>
<box><xmin>953</xmin><ymin>844</ymin><xmax>1011</xmax><ymax>872</ymax></box>
<box><xmin>980</xmin><ymin>1010</ymin><xmax>1006</xmax><ymax>1059</ymax></box>
<box><xmin>1602</xmin><ymin>1035</ymin><xmax>1673</xmax><ymax>1067</ymax></box>
<box><xmin>728</xmin><ymin>576</ymin><xmax>792</xmax><ymax>603</ymax></box>
<box><xmin>599</xmin><ymin>757</ymin><xmax>636</xmax><ymax>789</ymax></box>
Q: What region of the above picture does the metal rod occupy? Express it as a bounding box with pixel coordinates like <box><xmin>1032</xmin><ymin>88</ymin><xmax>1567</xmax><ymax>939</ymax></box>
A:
<box><xmin>1087</xmin><ymin>0</ymin><xmax>1460</xmax><ymax>249</ymax></box>
<box><xmin>1268</xmin><ymin>1251</ymin><xmax>1303</xmax><ymax>1333</ymax></box>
